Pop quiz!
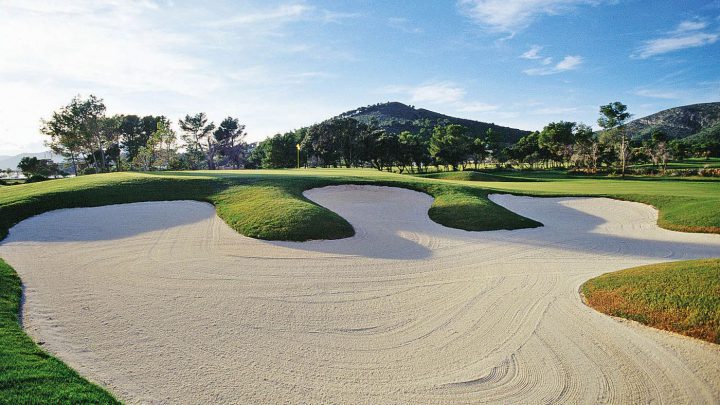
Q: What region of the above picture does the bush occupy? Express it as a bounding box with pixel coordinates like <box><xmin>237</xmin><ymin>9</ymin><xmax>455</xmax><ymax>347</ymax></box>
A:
<box><xmin>26</xmin><ymin>175</ymin><xmax>49</xmax><ymax>183</ymax></box>
<box><xmin>699</xmin><ymin>166</ymin><xmax>720</xmax><ymax>177</ymax></box>
<box><xmin>82</xmin><ymin>167</ymin><xmax>97</xmax><ymax>175</ymax></box>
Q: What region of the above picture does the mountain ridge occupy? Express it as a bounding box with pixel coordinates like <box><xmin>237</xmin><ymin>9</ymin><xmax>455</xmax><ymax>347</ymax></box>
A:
<box><xmin>0</xmin><ymin>152</ymin><xmax>63</xmax><ymax>170</ymax></box>
<box><xmin>624</xmin><ymin>102</ymin><xmax>720</xmax><ymax>140</ymax></box>
<box><xmin>337</xmin><ymin>102</ymin><xmax>531</xmax><ymax>144</ymax></box>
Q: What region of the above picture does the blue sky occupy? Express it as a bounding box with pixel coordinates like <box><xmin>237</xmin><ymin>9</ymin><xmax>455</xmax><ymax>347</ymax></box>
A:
<box><xmin>1</xmin><ymin>0</ymin><xmax>718</xmax><ymax>154</ymax></box>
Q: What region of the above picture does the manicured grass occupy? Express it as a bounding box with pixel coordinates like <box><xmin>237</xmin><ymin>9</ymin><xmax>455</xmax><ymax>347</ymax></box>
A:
<box><xmin>0</xmin><ymin>259</ymin><xmax>119</xmax><ymax>403</ymax></box>
<box><xmin>632</xmin><ymin>157</ymin><xmax>720</xmax><ymax>169</ymax></box>
<box><xmin>1</xmin><ymin>168</ymin><xmax>719</xmax><ymax>400</ymax></box>
<box><xmin>581</xmin><ymin>259</ymin><xmax>720</xmax><ymax>344</ymax></box>
<box><xmin>0</xmin><ymin>170</ymin><xmax>541</xmax><ymax>401</ymax></box>
<box><xmin>419</xmin><ymin>170</ymin><xmax>537</xmax><ymax>182</ymax></box>
<box><xmin>413</xmin><ymin>169</ymin><xmax>720</xmax><ymax>234</ymax></box>
<box><xmin>0</xmin><ymin>170</ymin><xmax>543</xmax><ymax>242</ymax></box>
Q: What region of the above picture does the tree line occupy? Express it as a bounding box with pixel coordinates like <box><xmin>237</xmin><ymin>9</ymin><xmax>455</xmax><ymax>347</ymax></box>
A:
<box><xmin>248</xmin><ymin>117</ymin><xmax>504</xmax><ymax>172</ymax></box>
<box><xmin>31</xmin><ymin>96</ymin><xmax>720</xmax><ymax>179</ymax></box>
<box><xmin>248</xmin><ymin>101</ymin><xmax>718</xmax><ymax>174</ymax></box>
<box><xmin>40</xmin><ymin>95</ymin><xmax>248</xmax><ymax>175</ymax></box>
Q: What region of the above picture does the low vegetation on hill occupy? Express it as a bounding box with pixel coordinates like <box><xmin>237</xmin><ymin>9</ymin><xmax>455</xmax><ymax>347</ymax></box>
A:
<box><xmin>623</xmin><ymin>102</ymin><xmax>720</xmax><ymax>140</ymax></box>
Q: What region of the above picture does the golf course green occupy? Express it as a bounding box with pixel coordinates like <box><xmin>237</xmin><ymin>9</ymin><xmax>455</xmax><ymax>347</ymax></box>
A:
<box><xmin>1</xmin><ymin>168</ymin><xmax>719</xmax><ymax>402</ymax></box>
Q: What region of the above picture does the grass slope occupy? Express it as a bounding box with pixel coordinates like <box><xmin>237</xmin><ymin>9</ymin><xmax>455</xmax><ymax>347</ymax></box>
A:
<box><xmin>0</xmin><ymin>170</ymin><xmax>540</xmax><ymax>402</ymax></box>
<box><xmin>415</xmin><ymin>170</ymin><xmax>720</xmax><ymax>234</ymax></box>
<box><xmin>581</xmin><ymin>259</ymin><xmax>720</xmax><ymax>344</ymax></box>
<box><xmin>0</xmin><ymin>259</ymin><xmax>119</xmax><ymax>403</ymax></box>
<box><xmin>1</xmin><ymin>168</ymin><xmax>719</xmax><ymax>400</ymax></box>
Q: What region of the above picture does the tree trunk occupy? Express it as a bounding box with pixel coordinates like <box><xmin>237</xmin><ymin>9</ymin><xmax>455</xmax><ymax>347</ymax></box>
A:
<box><xmin>70</xmin><ymin>153</ymin><xmax>78</xmax><ymax>176</ymax></box>
<box><xmin>95</xmin><ymin>135</ymin><xmax>107</xmax><ymax>172</ymax></box>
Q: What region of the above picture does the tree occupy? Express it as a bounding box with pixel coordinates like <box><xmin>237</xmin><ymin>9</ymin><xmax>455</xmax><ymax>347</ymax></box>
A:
<box><xmin>429</xmin><ymin>124</ymin><xmax>471</xmax><ymax>171</ymax></box>
<box><xmin>646</xmin><ymin>130</ymin><xmax>669</xmax><ymax>171</ymax></box>
<box><xmin>41</xmin><ymin>95</ymin><xmax>109</xmax><ymax>174</ymax></box>
<box><xmin>538</xmin><ymin>121</ymin><xmax>576</xmax><ymax>166</ymax></box>
<box><xmin>214</xmin><ymin>117</ymin><xmax>247</xmax><ymax>169</ymax></box>
<box><xmin>571</xmin><ymin>123</ymin><xmax>599</xmax><ymax>170</ymax></box>
<box><xmin>598</xmin><ymin>102</ymin><xmax>631</xmax><ymax>175</ymax></box>
<box><xmin>132</xmin><ymin>119</ymin><xmax>176</xmax><ymax>170</ymax></box>
<box><xmin>17</xmin><ymin>157</ymin><xmax>59</xmax><ymax>179</ymax></box>
<box><xmin>368</xmin><ymin>130</ymin><xmax>399</xmax><ymax>171</ymax></box>
<box><xmin>398</xmin><ymin>131</ymin><xmax>429</xmax><ymax>173</ymax></box>
<box><xmin>117</xmin><ymin>115</ymin><xmax>166</xmax><ymax>169</ymax></box>
<box><xmin>303</xmin><ymin>118</ymin><xmax>369</xmax><ymax>167</ymax></box>
<box><xmin>179</xmin><ymin>113</ymin><xmax>216</xmax><ymax>169</ymax></box>
<box><xmin>669</xmin><ymin>139</ymin><xmax>689</xmax><ymax>161</ymax></box>
<box><xmin>484</xmin><ymin>127</ymin><xmax>504</xmax><ymax>163</ymax></box>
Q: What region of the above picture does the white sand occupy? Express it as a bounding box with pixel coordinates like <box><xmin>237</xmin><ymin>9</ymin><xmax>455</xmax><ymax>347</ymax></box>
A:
<box><xmin>1</xmin><ymin>185</ymin><xmax>720</xmax><ymax>404</ymax></box>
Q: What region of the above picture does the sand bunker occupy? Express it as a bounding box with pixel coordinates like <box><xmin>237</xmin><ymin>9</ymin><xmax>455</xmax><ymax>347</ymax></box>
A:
<box><xmin>1</xmin><ymin>185</ymin><xmax>720</xmax><ymax>403</ymax></box>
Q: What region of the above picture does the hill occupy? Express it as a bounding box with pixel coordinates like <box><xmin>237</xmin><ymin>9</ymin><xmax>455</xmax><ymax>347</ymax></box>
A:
<box><xmin>624</xmin><ymin>102</ymin><xmax>720</xmax><ymax>140</ymax></box>
<box><xmin>0</xmin><ymin>152</ymin><xmax>63</xmax><ymax>170</ymax></box>
<box><xmin>337</xmin><ymin>102</ymin><xmax>531</xmax><ymax>144</ymax></box>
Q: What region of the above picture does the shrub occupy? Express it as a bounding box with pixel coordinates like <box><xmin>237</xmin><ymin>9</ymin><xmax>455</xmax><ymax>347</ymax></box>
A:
<box><xmin>25</xmin><ymin>175</ymin><xmax>49</xmax><ymax>183</ymax></box>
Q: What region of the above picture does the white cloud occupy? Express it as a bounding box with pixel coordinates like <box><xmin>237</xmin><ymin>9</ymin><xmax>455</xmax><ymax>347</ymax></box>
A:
<box><xmin>633</xmin><ymin>20</ymin><xmax>719</xmax><ymax>59</ymax></box>
<box><xmin>521</xmin><ymin>45</ymin><xmax>543</xmax><ymax>59</ymax></box>
<box><xmin>524</xmin><ymin>55</ymin><xmax>583</xmax><ymax>75</ymax></box>
<box><xmin>675</xmin><ymin>20</ymin><xmax>707</xmax><ymax>33</ymax></box>
<box><xmin>457</xmin><ymin>0</ymin><xmax>603</xmax><ymax>33</ymax></box>
<box><xmin>555</xmin><ymin>55</ymin><xmax>583</xmax><ymax>70</ymax></box>
<box><xmin>456</xmin><ymin>102</ymin><xmax>499</xmax><ymax>113</ymax></box>
<box><xmin>0</xmin><ymin>0</ymin><xmax>358</xmax><ymax>153</ymax></box>
<box><xmin>634</xmin><ymin>88</ymin><xmax>682</xmax><ymax>99</ymax></box>
<box><xmin>381</xmin><ymin>82</ymin><xmax>499</xmax><ymax>118</ymax></box>
<box><xmin>383</xmin><ymin>82</ymin><xmax>467</xmax><ymax>104</ymax></box>
<box><xmin>213</xmin><ymin>4</ymin><xmax>311</xmax><ymax>26</ymax></box>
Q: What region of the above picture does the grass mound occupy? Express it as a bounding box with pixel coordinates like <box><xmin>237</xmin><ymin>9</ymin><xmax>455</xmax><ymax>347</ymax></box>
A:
<box><xmin>581</xmin><ymin>259</ymin><xmax>720</xmax><ymax>344</ymax></box>
<box><xmin>419</xmin><ymin>170</ymin><xmax>536</xmax><ymax>182</ymax></box>
<box><xmin>214</xmin><ymin>184</ymin><xmax>354</xmax><ymax>241</ymax></box>
<box><xmin>1</xmin><ymin>168</ymin><xmax>719</xmax><ymax>400</ymax></box>
<box><xmin>0</xmin><ymin>259</ymin><xmax>118</xmax><ymax>403</ymax></box>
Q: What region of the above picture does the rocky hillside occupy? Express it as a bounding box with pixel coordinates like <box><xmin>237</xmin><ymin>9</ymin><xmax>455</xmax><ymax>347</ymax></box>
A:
<box><xmin>624</xmin><ymin>102</ymin><xmax>720</xmax><ymax>140</ymax></box>
<box><xmin>338</xmin><ymin>102</ymin><xmax>531</xmax><ymax>144</ymax></box>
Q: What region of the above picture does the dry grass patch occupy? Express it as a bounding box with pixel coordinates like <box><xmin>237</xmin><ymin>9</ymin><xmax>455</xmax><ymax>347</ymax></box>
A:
<box><xmin>582</xmin><ymin>259</ymin><xmax>720</xmax><ymax>344</ymax></box>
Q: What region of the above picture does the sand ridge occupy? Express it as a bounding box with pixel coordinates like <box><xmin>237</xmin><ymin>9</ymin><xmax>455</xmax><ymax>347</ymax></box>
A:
<box><xmin>1</xmin><ymin>185</ymin><xmax>719</xmax><ymax>404</ymax></box>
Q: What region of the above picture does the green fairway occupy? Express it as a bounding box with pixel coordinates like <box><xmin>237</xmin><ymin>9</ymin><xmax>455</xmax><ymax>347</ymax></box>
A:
<box><xmin>0</xmin><ymin>168</ymin><xmax>719</xmax><ymax>401</ymax></box>
<box><xmin>631</xmin><ymin>157</ymin><xmax>720</xmax><ymax>169</ymax></box>
<box><xmin>581</xmin><ymin>259</ymin><xmax>720</xmax><ymax>344</ymax></box>
<box><xmin>411</xmin><ymin>169</ymin><xmax>720</xmax><ymax>234</ymax></box>
<box><xmin>0</xmin><ymin>169</ymin><xmax>544</xmax><ymax>242</ymax></box>
<box><xmin>0</xmin><ymin>259</ymin><xmax>119</xmax><ymax>403</ymax></box>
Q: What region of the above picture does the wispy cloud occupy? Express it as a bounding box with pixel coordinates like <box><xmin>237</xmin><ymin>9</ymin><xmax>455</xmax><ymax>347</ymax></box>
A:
<box><xmin>457</xmin><ymin>0</ymin><xmax>605</xmax><ymax>34</ymax></box>
<box><xmin>384</xmin><ymin>82</ymin><xmax>467</xmax><ymax>104</ymax></box>
<box><xmin>381</xmin><ymin>81</ymin><xmax>498</xmax><ymax>115</ymax></box>
<box><xmin>213</xmin><ymin>4</ymin><xmax>311</xmax><ymax>27</ymax></box>
<box><xmin>632</xmin><ymin>20</ymin><xmax>719</xmax><ymax>59</ymax></box>
<box><xmin>524</xmin><ymin>55</ymin><xmax>583</xmax><ymax>75</ymax></box>
<box><xmin>212</xmin><ymin>3</ymin><xmax>359</xmax><ymax>27</ymax></box>
<box><xmin>456</xmin><ymin>102</ymin><xmax>499</xmax><ymax>113</ymax></box>
<box><xmin>0</xmin><ymin>0</ymin><xmax>359</xmax><ymax>153</ymax></box>
<box><xmin>633</xmin><ymin>88</ymin><xmax>683</xmax><ymax>100</ymax></box>
<box><xmin>388</xmin><ymin>17</ymin><xmax>423</xmax><ymax>34</ymax></box>
<box><xmin>674</xmin><ymin>20</ymin><xmax>708</xmax><ymax>33</ymax></box>
<box><xmin>521</xmin><ymin>45</ymin><xmax>543</xmax><ymax>59</ymax></box>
